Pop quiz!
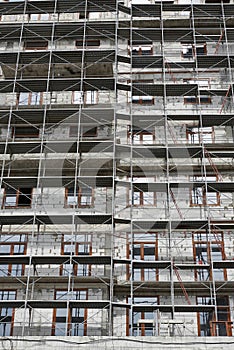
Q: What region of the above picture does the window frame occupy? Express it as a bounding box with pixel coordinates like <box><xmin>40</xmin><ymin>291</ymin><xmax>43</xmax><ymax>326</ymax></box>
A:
<box><xmin>190</xmin><ymin>186</ymin><xmax>220</xmax><ymax>207</ymax></box>
<box><xmin>126</xmin><ymin>296</ymin><xmax>159</xmax><ymax>336</ymax></box>
<box><xmin>85</xmin><ymin>91</ymin><xmax>98</xmax><ymax>105</ymax></box>
<box><xmin>127</xmin><ymin>238</ymin><xmax>159</xmax><ymax>281</ymax></box>
<box><xmin>52</xmin><ymin>289</ymin><xmax>88</xmax><ymax>336</ymax></box>
<box><xmin>190</xmin><ymin>175</ymin><xmax>220</xmax><ymax>205</ymax></box>
<box><xmin>130</xmin><ymin>190</ymin><xmax>156</xmax><ymax>207</ymax></box>
<box><xmin>17</xmin><ymin>92</ymin><xmax>43</xmax><ymax>106</ymax></box>
<box><xmin>128</xmin><ymin>41</ymin><xmax>153</xmax><ymax>56</ymax></box>
<box><xmin>132</xmin><ymin>95</ymin><xmax>155</xmax><ymax>105</ymax></box>
<box><xmin>181</xmin><ymin>43</ymin><xmax>207</xmax><ymax>58</ymax></box>
<box><xmin>127</xmin><ymin>177</ymin><xmax>157</xmax><ymax>207</ymax></box>
<box><xmin>65</xmin><ymin>187</ymin><xmax>94</xmax><ymax>208</ymax></box>
<box><xmin>0</xmin><ymin>290</ymin><xmax>16</xmax><ymax>336</ymax></box>
<box><xmin>129</xmin><ymin>45</ymin><xmax>153</xmax><ymax>56</ymax></box>
<box><xmin>197</xmin><ymin>296</ymin><xmax>231</xmax><ymax>337</ymax></box>
<box><xmin>0</xmin><ymin>235</ymin><xmax>27</xmax><ymax>276</ymax></box>
<box><xmin>72</xmin><ymin>91</ymin><xmax>83</xmax><ymax>104</ymax></box>
<box><xmin>184</xmin><ymin>78</ymin><xmax>210</xmax><ymax>89</ymax></box>
<box><xmin>186</xmin><ymin>126</ymin><xmax>214</xmax><ymax>144</ymax></box>
<box><xmin>24</xmin><ymin>40</ymin><xmax>48</xmax><ymax>50</ymax></box>
<box><xmin>29</xmin><ymin>13</ymin><xmax>51</xmax><ymax>21</ymax></box>
<box><xmin>210</xmin><ymin>297</ymin><xmax>232</xmax><ymax>336</ymax></box>
<box><xmin>192</xmin><ymin>231</ymin><xmax>227</xmax><ymax>281</ymax></box>
<box><xmin>2</xmin><ymin>187</ymin><xmax>33</xmax><ymax>209</ymax></box>
<box><xmin>128</xmin><ymin>127</ymin><xmax>155</xmax><ymax>145</ymax></box>
<box><xmin>184</xmin><ymin>96</ymin><xmax>212</xmax><ymax>105</ymax></box>
<box><xmin>72</xmin><ymin>91</ymin><xmax>98</xmax><ymax>105</ymax></box>
<box><xmin>60</xmin><ymin>236</ymin><xmax>92</xmax><ymax>277</ymax></box>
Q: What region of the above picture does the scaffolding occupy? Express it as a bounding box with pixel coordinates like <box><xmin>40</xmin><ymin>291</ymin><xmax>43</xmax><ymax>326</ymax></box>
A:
<box><xmin>0</xmin><ymin>0</ymin><xmax>233</xmax><ymax>340</ymax></box>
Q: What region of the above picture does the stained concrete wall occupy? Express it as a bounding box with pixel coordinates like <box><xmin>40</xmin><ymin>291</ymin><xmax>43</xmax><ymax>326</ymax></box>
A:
<box><xmin>0</xmin><ymin>336</ymin><xmax>234</xmax><ymax>350</ymax></box>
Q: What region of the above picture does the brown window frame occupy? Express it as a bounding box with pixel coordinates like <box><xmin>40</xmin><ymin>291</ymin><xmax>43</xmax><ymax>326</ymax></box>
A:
<box><xmin>128</xmin><ymin>127</ymin><xmax>155</xmax><ymax>145</ymax></box>
<box><xmin>186</xmin><ymin>126</ymin><xmax>214</xmax><ymax>144</ymax></box>
<box><xmin>197</xmin><ymin>296</ymin><xmax>232</xmax><ymax>337</ymax></box>
<box><xmin>210</xmin><ymin>296</ymin><xmax>232</xmax><ymax>336</ymax></box>
<box><xmin>51</xmin><ymin>289</ymin><xmax>88</xmax><ymax>336</ymax></box>
<box><xmin>127</xmin><ymin>239</ymin><xmax>159</xmax><ymax>281</ymax></box>
<box><xmin>60</xmin><ymin>236</ymin><xmax>92</xmax><ymax>276</ymax></box>
<box><xmin>126</xmin><ymin>296</ymin><xmax>159</xmax><ymax>336</ymax></box>
<box><xmin>65</xmin><ymin>187</ymin><xmax>94</xmax><ymax>208</ymax></box>
<box><xmin>195</xmin><ymin>44</ymin><xmax>207</xmax><ymax>56</ymax></box>
<box><xmin>127</xmin><ymin>176</ymin><xmax>157</xmax><ymax>207</ymax></box>
<box><xmin>29</xmin><ymin>13</ymin><xmax>51</xmax><ymax>21</ymax></box>
<box><xmin>128</xmin><ymin>41</ymin><xmax>153</xmax><ymax>56</ymax></box>
<box><xmin>84</xmin><ymin>91</ymin><xmax>98</xmax><ymax>105</ymax></box>
<box><xmin>197</xmin><ymin>296</ymin><xmax>215</xmax><ymax>337</ymax></box>
<box><xmin>181</xmin><ymin>43</ymin><xmax>207</xmax><ymax>58</ymax></box>
<box><xmin>184</xmin><ymin>96</ymin><xmax>212</xmax><ymax>104</ymax></box>
<box><xmin>199</xmin><ymin>96</ymin><xmax>212</xmax><ymax>104</ymax></box>
<box><xmin>24</xmin><ymin>41</ymin><xmax>48</xmax><ymax>50</ymax></box>
<box><xmin>189</xmin><ymin>175</ymin><xmax>220</xmax><ymax>207</ymax></box>
<box><xmin>17</xmin><ymin>92</ymin><xmax>44</xmax><ymax>106</ymax></box>
<box><xmin>0</xmin><ymin>235</ymin><xmax>27</xmax><ymax>276</ymax></box>
<box><xmin>190</xmin><ymin>186</ymin><xmax>220</xmax><ymax>207</ymax></box>
<box><xmin>2</xmin><ymin>187</ymin><xmax>33</xmax><ymax>209</ymax></box>
<box><xmin>132</xmin><ymin>96</ymin><xmax>155</xmax><ymax>105</ymax></box>
<box><xmin>0</xmin><ymin>290</ymin><xmax>17</xmax><ymax>336</ymax></box>
<box><xmin>184</xmin><ymin>96</ymin><xmax>197</xmax><ymax>104</ymax></box>
<box><xmin>192</xmin><ymin>231</ymin><xmax>227</xmax><ymax>281</ymax></box>
<box><xmin>131</xmin><ymin>45</ymin><xmax>153</xmax><ymax>56</ymax></box>
<box><xmin>72</xmin><ymin>91</ymin><xmax>98</xmax><ymax>105</ymax></box>
<box><xmin>130</xmin><ymin>190</ymin><xmax>157</xmax><ymax>207</ymax></box>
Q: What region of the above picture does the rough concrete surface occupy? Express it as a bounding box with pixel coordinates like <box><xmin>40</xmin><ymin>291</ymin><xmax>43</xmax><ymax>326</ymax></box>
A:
<box><xmin>0</xmin><ymin>337</ymin><xmax>234</xmax><ymax>350</ymax></box>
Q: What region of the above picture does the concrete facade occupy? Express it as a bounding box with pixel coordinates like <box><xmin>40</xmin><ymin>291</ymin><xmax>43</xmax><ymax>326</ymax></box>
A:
<box><xmin>1</xmin><ymin>336</ymin><xmax>234</xmax><ymax>350</ymax></box>
<box><xmin>0</xmin><ymin>0</ymin><xmax>233</xmax><ymax>347</ymax></box>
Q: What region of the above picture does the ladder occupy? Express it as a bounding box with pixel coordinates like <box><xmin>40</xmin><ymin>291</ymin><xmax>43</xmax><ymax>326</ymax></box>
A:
<box><xmin>211</xmin><ymin>226</ymin><xmax>227</xmax><ymax>260</ymax></box>
<box><xmin>219</xmin><ymin>85</ymin><xmax>231</xmax><ymax>114</ymax></box>
<box><xmin>167</xmin><ymin>121</ymin><xmax>177</xmax><ymax>144</ymax></box>
<box><xmin>169</xmin><ymin>189</ymin><xmax>184</xmax><ymax>220</ymax></box>
<box><xmin>173</xmin><ymin>264</ymin><xmax>191</xmax><ymax>305</ymax></box>
<box><xmin>214</xmin><ymin>30</ymin><xmax>224</xmax><ymax>55</ymax></box>
<box><xmin>165</xmin><ymin>60</ymin><xmax>177</xmax><ymax>83</ymax></box>
<box><xmin>204</xmin><ymin>148</ymin><xmax>223</xmax><ymax>182</ymax></box>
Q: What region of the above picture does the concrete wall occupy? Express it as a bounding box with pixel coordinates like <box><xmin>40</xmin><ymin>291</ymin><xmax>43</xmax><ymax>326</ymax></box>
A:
<box><xmin>0</xmin><ymin>336</ymin><xmax>234</xmax><ymax>350</ymax></box>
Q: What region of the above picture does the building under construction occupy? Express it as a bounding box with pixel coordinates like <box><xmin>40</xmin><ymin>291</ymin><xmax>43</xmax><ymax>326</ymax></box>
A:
<box><xmin>0</xmin><ymin>0</ymin><xmax>234</xmax><ymax>347</ymax></box>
